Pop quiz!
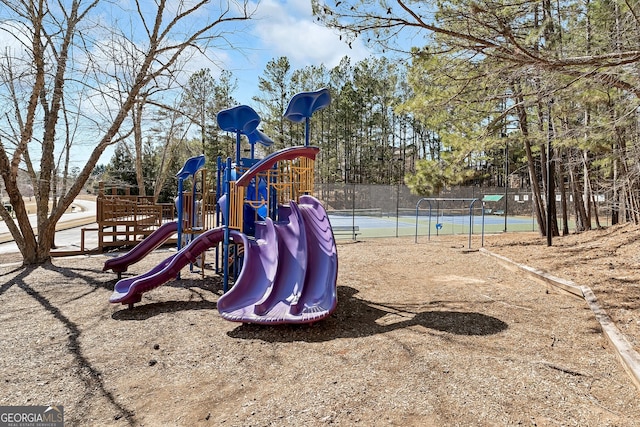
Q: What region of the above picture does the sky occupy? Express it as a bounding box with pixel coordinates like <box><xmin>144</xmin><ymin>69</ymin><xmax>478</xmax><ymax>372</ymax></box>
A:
<box><xmin>0</xmin><ymin>0</ymin><xmax>381</xmax><ymax>171</ymax></box>
<box><xmin>181</xmin><ymin>0</ymin><xmax>373</xmax><ymax>105</ymax></box>
<box><xmin>92</xmin><ymin>0</ymin><xmax>376</xmax><ymax>165</ymax></box>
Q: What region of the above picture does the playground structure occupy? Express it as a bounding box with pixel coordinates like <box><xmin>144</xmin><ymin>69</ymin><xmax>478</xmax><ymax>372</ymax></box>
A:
<box><xmin>92</xmin><ymin>183</ymin><xmax>176</xmax><ymax>252</ymax></box>
<box><xmin>100</xmin><ymin>156</ymin><xmax>206</xmax><ymax>276</ymax></box>
<box><xmin>104</xmin><ymin>88</ymin><xmax>338</xmax><ymax>325</ymax></box>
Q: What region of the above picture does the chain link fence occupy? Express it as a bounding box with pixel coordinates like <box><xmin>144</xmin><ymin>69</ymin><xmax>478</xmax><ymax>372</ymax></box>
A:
<box><xmin>313</xmin><ymin>183</ymin><xmax>612</xmax><ymax>241</ymax></box>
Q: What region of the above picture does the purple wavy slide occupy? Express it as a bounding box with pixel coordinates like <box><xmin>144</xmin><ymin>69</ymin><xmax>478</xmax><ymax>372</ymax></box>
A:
<box><xmin>103</xmin><ymin>221</ymin><xmax>178</xmax><ymax>274</ymax></box>
<box><xmin>217</xmin><ymin>195</ymin><xmax>338</xmax><ymax>324</ymax></box>
<box><xmin>109</xmin><ymin>195</ymin><xmax>338</xmax><ymax>325</ymax></box>
<box><xmin>109</xmin><ymin>227</ymin><xmax>225</xmax><ymax>306</ymax></box>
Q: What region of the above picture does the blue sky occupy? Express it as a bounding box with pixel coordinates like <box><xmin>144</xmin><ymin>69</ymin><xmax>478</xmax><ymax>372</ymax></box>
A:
<box><xmin>92</xmin><ymin>0</ymin><xmax>376</xmax><ymax>165</ymax></box>
<box><xmin>181</xmin><ymin>0</ymin><xmax>373</xmax><ymax>105</ymax></box>
<box><xmin>0</xmin><ymin>0</ymin><xmax>378</xmax><ymax>170</ymax></box>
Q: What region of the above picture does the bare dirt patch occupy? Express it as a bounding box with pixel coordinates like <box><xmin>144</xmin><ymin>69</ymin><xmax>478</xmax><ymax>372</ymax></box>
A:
<box><xmin>1</xmin><ymin>231</ymin><xmax>640</xmax><ymax>426</ymax></box>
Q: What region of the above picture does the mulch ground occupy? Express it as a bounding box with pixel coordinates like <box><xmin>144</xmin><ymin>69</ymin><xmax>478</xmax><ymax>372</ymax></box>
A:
<box><xmin>1</xmin><ymin>231</ymin><xmax>639</xmax><ymax>426</ymax></box>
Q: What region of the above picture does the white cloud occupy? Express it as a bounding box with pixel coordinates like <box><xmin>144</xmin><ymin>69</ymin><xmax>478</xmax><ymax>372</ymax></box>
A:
<box><xmin>251</xmin><ymin>0</ymin><xmax>370</xmax><ymax>69</ymax></box>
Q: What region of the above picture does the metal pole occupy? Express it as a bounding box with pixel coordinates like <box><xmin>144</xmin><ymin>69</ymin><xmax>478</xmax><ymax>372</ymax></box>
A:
<box><xmin>351</xmin><ymin>183</ymin><xmax>356</xmax><ymax>241</ymax></box>
<box><xmin>175</xmin><ymin>177</ymin><xmax>184</xmax><ymax>280</ymax></box>
<box><xmin>546</xmin><ymin>100</ymin><xmax>553</xmax><ymax>246</ymax></box>
<box><xmin>215</xmin><ymin>157</ymin><xmax>222</xmax><ymax>274</ymax></box>
<box><xmin>504</xmin><ymin>140</ymin><xmax>508</xmax><ymax>232</ymax></box>
<box><xmin>414</xmin><ymin>198</ymin><xmax>432</xmax><ymax>243</ymax></box>
<box><xmin>223</xmin><ymin>158</ymin><xmax>232</xmax><ymax>292</ymax></box>
<box><xmin>481</xmin><ymin>202</ymin><xmax>486</xmax><ymax>247</ymax></box>
<box><xmin>414</xmin><ymin>199</ymin><xmax>421</xmax><ymax>243</ymax></box>
<box><xmin>428</xmin><ymin>204</ymin><xmax>432</xmax><ymax>241</ymax></box>
<box><xmin>395</xmin><ymin>183</ymin><xmax>400</xmax><ymax>238</ymax></box>
<box><xmin>305</xmin><ymin>117</ymin><xmax>310</xmax><ymax>146</ymax></box>
<box><xmin>468</xmin><ymin>200</ymin><xmax>474</xmax><ymax>249</ymax></box>
<box><xmin>235</xmin><ymin>131</ymin><xmax>241</xmax><ymax>164</ymax></box>
<box><xmin>176</xmin><ymin>178</ymin><xmax>184</xmax><ymax>251</ymax></box>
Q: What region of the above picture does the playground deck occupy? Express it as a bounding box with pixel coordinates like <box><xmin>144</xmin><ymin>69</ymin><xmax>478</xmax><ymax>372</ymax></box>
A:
<box><xmin>95</xmin><ymin>184</ymin><xmax>176</xmax><ymax>251</ymax></box>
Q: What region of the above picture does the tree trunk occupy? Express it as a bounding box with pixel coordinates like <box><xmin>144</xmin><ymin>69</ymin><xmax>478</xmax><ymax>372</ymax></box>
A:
<box><xmin>133</xmin><ymin>99</ymin><xmax>146</xmax><ymax>197</ymax></box>
<box><xmin>612</xmin><ymin>153</ymin><xmax>619</xmax><ymax>225</ymax></box>
<box><xmin>548</xmin><ymin>148</ymin><xmax>560</xmax><ymax>238</ymax></box>
<box><xmin>511</xmin><ymin>84</ymin><xmax>546</xmax><ymax>234</ymax></box>
<box><xmin>591</xmin><ymin>190</ymin><xmax>602</xmax><ymax>228</ymax></box>
<box><xmin>557</xmin><ymin>153</ymin><xmax>569</xmax><ymax>235</ymax></box>
<box><xmin>568</xmin><ymin>165</ymin><xmax>587</xmax><ymax>232</ymax></box>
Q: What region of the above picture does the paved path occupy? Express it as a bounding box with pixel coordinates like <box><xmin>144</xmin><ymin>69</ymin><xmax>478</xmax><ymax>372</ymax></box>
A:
<box><xmin>0</xmin><ymin>199</ymin><xmax>98</xmax><ymax>254</ymax></box>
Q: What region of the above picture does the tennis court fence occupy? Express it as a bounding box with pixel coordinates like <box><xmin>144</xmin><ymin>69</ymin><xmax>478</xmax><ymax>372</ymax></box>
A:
<box><xmin>312</xmin><ymin>183</ymin><xmax>612</xmax><ymax>240</ymax></box>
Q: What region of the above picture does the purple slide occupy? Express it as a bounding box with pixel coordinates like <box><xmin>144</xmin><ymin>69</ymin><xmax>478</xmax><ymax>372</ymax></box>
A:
<box><xmin>109</xmin><ymin>227</ymin><xmax>225</xmax><ymax>306</ymax></box>
<box><xmin>217</xmin><ymin>195</ymin><xmax>338</xmax><ymax>324</ymax></box>
<box><xmin>103</xmin><ymin>221</ymin><xmax>178</xmax><ymax>274</ymax></box>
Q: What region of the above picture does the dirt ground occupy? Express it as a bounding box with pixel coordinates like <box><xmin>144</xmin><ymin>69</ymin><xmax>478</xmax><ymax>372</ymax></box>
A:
<box><xmin>1</xmin><ymin>226</ymin><xmax>640</xmax><ymax>426</ymax></box>
<box><xmin>484</xmin><ymin>222</ymin><xmax>640</xmax><ymax>357</ymax></box>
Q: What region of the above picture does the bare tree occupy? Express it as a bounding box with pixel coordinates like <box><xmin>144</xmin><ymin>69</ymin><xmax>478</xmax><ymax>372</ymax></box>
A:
<box><xmin>0</xmin><ymin>0</ymin><xmax>256</xmax><ymax>265</ymax></box>
<box><xmin>146</xmin><ymin>96</ymin><xmax>194</xmax><ymax>201</ymax></box>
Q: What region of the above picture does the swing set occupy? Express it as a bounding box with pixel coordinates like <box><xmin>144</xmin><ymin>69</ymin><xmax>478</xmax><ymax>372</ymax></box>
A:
<box><xmin>414</xmin><ymin>197</ymin><xmax>486</xmax><ymax>248</ymax></box>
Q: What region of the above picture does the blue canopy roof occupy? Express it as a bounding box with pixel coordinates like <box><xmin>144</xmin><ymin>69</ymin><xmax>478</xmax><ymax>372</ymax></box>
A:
<box><xmin>284</xmin><ymin>88</ymin><xmax>331</xmax><ymax>123</ymax></box>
